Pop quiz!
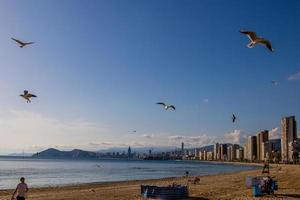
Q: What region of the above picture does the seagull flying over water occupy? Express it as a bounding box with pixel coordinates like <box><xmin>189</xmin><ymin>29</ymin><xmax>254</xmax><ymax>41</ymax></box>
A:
<box><xmin>156</xmin><ymin>102</ymin><xmax>176</xmax><ymax>111</ymax></box>
<box><xmin>239</xmin><ymin>30</ymin><xmax>274</xmax><ymax>52</ymax></box>
<box><xmin>232</xmin><ymin>114</ymin><xmax>237</xmax><ymax>123</ymax></box>
<box><xmin>11</xmin><ymin>38</ymin><xmax>34</xmax><ymax>48</ymax></box>
<box><xmin>20</xmin><ymin>90</ymin><xmax>37</xmax><ymax>103</ymax></box>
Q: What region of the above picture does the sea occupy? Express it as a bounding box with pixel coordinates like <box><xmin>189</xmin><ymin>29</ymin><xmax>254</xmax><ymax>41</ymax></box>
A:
<box><xmin>0</xmin><ymin>157</ymin><xmax>257</xmax><ymax>189</ymax></box>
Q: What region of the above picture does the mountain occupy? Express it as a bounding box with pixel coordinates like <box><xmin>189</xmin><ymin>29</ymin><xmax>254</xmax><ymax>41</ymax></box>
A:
<box><xmin>32</xmin><ymin>148</ymin><xmax>98</xmax><ymax>159</ymax></box>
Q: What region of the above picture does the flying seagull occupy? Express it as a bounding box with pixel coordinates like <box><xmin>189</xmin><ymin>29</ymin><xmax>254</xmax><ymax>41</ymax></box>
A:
<box><xmin>232</xmin><ymin>114</ymin><xmax>237</xmax><ymax>123</ymax></box>
<box><xmin>239</xmin><ymin>30</ymin><xmax>274</xmax><ymax>52</ymax></box>
<box><xmin>11</xmin><ymin>37</ymin><xmax>34</xmax><ymax>48</ymax></box>
<box><xmin>20</xmin><ymin>90</ymin><xmax>37</xmax><ymax>103</ymax></box>
<box><xmin>271</xmin><ymin>80</ymin><xmax>279</xmax><ymax>86</ymax></box>
<box><xmin>156</xmin><ymin>102</ymin><xmax>176</xmax><ymax>110</ymax></box>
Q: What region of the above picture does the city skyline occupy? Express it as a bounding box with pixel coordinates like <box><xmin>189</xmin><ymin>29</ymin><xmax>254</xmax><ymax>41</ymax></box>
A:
<box><xmin>0</xmin><ymin>0</ymin><xmax>300</xmax><ymax>154</ymax></box>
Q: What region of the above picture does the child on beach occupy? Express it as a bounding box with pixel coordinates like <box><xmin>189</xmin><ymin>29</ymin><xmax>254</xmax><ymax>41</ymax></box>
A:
<box><xmin>11</xmin><ymin>177</ymin><xmax>28</xmax><ymax>200</ymax></box>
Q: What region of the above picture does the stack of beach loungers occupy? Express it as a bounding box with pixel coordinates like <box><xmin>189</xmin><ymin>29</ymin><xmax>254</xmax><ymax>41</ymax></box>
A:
<box><xmin>141</xmin><ymin>184</ymin><xmax>188</xmax><ymax>199</ymax></box>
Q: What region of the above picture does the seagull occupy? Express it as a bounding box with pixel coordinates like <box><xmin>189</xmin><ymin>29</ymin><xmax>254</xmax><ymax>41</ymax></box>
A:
<box><xmin>271</xmin><ymin>80</ymin><xmax>279</xmax><ymax>86</ymax></box>
<box><xmin>232</xmin><ymin>114</ymin><xmax>237</xmax><ymax>123</ymax></box>
<box><xmin>239</xmin><ymin>30</ymin><xmax>274</xmax><ymax>52</ymax></box>
<box><xmin>20</xmin><ymin>90</ymin><xmax>37</xmax><ymax>103</ymax></box>
<box><xmin>11</xmin><ymin>37</ymin><xmax>34</xmax><ymax>48</ymax></box>
<box><xmin>156</xmin><ymin>102</ymin><xmax>176</xmax><ymax>111</ymax></box>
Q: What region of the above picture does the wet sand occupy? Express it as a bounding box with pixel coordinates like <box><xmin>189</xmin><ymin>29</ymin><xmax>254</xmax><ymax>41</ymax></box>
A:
<box><xmin>0</xmin><ymin>163</ymin><xmax>299</xmax><ymax>200</ymax></box>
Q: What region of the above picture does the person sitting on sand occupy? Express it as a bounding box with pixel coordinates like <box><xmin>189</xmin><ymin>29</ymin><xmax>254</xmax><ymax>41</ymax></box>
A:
<box><xmin>11</xmin><ymin>177</ymin><xmax>28</xmax><ymax>200</ymax></box>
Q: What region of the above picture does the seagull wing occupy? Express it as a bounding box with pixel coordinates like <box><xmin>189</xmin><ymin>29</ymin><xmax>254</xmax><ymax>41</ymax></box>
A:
<box><xmin>240</xmin><ymin>30</ymin><xmax>258</xmax><ymax>42</ymax></box>
<box><xmin>156</xmin><ymin>102</ymin><xmax>166</xmax><ymax>107</ymax></box>
<box><xmin>24</xmin><ymin>90</ymin><xmax>28</xmax><ymax>95</ymax></box>
<box><xmin>25</xmin><ymin>42</ymin><xmax>34</xmax><ymax>45</ymax></box>
<box><xmin>11</xmin><ymin>38</ymin><xmax>25</xmax><ymax>45</ymax></box>
<box><xmin>27</xmin><ymin>93</ymin><xmax>37</xmax><ymax>98</ymax></box>
<box><xmin>259</xmin><ymin>39</ymin><xmax>274</xmax><ymax>52</ymax></box>
<box><xmin>168</xmin><ymin>105</ymin><xmax>176</xmax><ymax>110</ymax></box>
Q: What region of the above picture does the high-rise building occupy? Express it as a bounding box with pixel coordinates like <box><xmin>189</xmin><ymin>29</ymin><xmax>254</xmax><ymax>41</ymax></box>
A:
<box><xmin>281</xmin><ymin>116</ymin><xmax>297</xmax><ymax>162</ymax></box>
<box><xmin>232</xmin><ymin>144</ymin><xmax>239</xmax><ymax>160</ymax></box>
<box><xmin>181</xmin><ymin>142</ymin><xmax>184</xmax><ymax>155</ymax></box>
<box><xmin>127</xmin><ymin>146</ymin><xmax>132</xmax><ymax>158</ymax></box>
<box><xmin>236</xmin><ymin>147</ymin><xmax>244</xmax><ymax>160</ymax></box>
<box><xmin>220</xmin><ymin>144</ymin><xmax>227</xmax><ymax>160</ymax></box>
<box><xmin>227</xmin><ymin>145</ymin><xmax>232</xmax><ymax>161</ymax></box>
<box><xmin>214</xmin><ymin>143</ymin><xmax>219</xmax><ymax>160</ymax></box>
<box><xmin>257</xmin><ymin>130</ymin><xmax>269</xmax><ymax>161</ymax></box>
<box><xmin>243</xmin><ymin>144</ymin><xmax>248</xmax><ymax>160</ymax></box>
<box><xmin>247</xmin><ymin>136</ymin><xmax>257</xmax><ymax>161</ymax></box>
<box><xmin>218</xmin><ymin>145</ymin><xmax>222</xmax><ymax>160</ymax></box>
<box><xmin>207</xmin><ymin>151</ymin><xmax>214</xmax><ymax>161</ymax></box>
<box><xmin>203</xmin><ymin>151</ymin><xmax>207</xmax><ymax>160</ymax></box>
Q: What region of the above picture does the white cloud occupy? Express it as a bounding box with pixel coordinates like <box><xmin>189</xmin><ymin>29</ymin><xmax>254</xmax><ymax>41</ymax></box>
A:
<box><xmin>0</xmin><ymin>109</ymin><xmax>111</xmax><ymax>154</ymax></box>
<box><xmin>222</xmin><ymin>130</ymin><xmax>247</xmax><ymax>144</ymax></box>
<box><xmin>269</xmin><ymin>127</ymin><xmax>280</xmax><ymax>139</ymax></box>
<box><xmin>288</xmin><ymin>71</ymin><xmax>300</xmax><ymax>81</ymax></box>
<box><xmin>142</xmin><ymin>134</ymin><xmax>154</xmax><ymax>139</ymax></box>
<box><xmin>168</xmin><ymin>136</ymin><xmax>184</xmax><ymax>140</ymax></box>
<box><xmin>168</xmin><ymin>134</ymin><xmax>217</xmax><ymax>147</ymax></box>
<box><xmin>168</xmin><ymin>130</ymin><xmax>247</xmax><ymax>148</ymax></box>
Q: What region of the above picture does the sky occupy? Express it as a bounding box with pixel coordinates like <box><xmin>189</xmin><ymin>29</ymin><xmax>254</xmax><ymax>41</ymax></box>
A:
<box><xmin>0</xmin><ymin>0</ymin><xmax>299</xmax><ymax>154</ymax></box>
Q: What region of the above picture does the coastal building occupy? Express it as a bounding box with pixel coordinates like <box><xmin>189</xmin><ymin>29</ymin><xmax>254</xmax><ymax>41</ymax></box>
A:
<box><xmin>236</xmin><ymin>147</ymin><xmax>244</xmax><ymax>160</ymax></box>
<box><xmin>203</xmin><ymin>151</ymin><xmax>207</xmax><ymax>161</ymax></box>
<box><xmin>231</xmin><ymin>144</ymin><xmax>239</xmax><ymax>160</ymax></box>
<box><xmin>243</xmin><ymin>144</ymin><xmax>248</xmax><ymax>160</ymax></box>
<box><xmin>207</xmin><ymin>151</ymin><xmax>214</xmax><ymax>160</ymax></box>
<box><xmin>260</xmin><ymin>139</ymin><xmax>281</xmax><ymax>161</ymax></box>
<box><xmin>218</xmin><ymin>144</ymin><xmax>222</xmax><ymax>160</ymax></box>
<box><xmin>214</xmin><ymin>143</ymin><xmax>219</xmax><ymax>160</ymax></box>
<box><xmin>247</xmin><ymin>136</ymin><xmax>257</xmax><ymax>161</ymax></box>
<box><xmin>220</xmin><ymin>144</ymin><xmax>227</xmax><ymax>160</ymax></box>
<box><xmin>195</xmin><ymin>148</ymin><xmax>201</xmax><ymax>160</ymax></box>
<box><xmin>281</xmin><ymin>116</ymin><xmax>297</xmax><ymax>162</ymax></box>
<box><xmin>257</xmin><ymin>130</ymin><xmax>269</xmax><ymax>161</ymax></box>
<box><xmin>127</xmin><ymin>146</ymin><xmax>132</xmax><ymax>158</ymax></box>
<box><xmin>199</xmin><ymin>151</ymin><xmax>204</xmax><ymax>160</ymax></box>
<box><xmin>181</xmin><ymin>142</ymin><xmax>184</xmax><ymax>156</ymax></box>
<box><xmin>227</xmin><ymin>146</ymin><xmax>232</xmax><ymax>161</ymax></box>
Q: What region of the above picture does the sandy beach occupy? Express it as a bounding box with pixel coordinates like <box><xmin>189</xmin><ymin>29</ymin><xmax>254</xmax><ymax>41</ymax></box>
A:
<box><xmin>0</xmin><ymin>163</ymin><xmax>299</xmax><ymax>200</ymax></box>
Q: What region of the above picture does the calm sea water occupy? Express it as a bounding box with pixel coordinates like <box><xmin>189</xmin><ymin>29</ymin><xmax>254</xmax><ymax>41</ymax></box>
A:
<box><xmin>0</xmin><ymin>157</ymin><xmax>257</xmax><ymax>189</ymax></box>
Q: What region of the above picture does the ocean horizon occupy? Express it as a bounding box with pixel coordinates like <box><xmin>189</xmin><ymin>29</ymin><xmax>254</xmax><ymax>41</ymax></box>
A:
<box><xmin>0</xmin><ymin>157</ymin><xmax>257</xmax><ymax>189</ymax></box>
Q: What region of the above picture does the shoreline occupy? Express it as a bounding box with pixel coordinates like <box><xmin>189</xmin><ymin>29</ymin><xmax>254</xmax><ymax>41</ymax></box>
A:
<box><xmin>0</xmin><ymin>164</ymin><xmax>299</xmax><ymax>199</ymax></box>
<box><xmin>0</xmin><ymin>160</ymin><xmax>261</xmax><ymax>190</ymax></box>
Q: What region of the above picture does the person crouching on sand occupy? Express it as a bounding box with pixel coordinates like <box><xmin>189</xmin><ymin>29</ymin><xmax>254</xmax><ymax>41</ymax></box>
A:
<box><xmin>11</xmin><ymin>177</ymin><xmax>28</xmax><ymax>200</ymax></box>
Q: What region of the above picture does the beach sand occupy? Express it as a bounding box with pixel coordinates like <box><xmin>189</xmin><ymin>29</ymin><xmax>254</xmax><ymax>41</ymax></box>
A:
<box><xmin>0</xmin><ymin>163</ymin><xmax>299</xmax><ymax>200</ymax></box>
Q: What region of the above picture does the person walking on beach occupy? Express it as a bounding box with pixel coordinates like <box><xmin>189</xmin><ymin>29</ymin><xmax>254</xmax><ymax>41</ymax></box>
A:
<box><xmin>11</xmin><ymin>177</ymin><xmax>28</xmax><ymax>200</ymax></box>
<box><xmin>185</xmin><ymin>171</ymin><xmax>189</xmax><ymax>177</ymax></box>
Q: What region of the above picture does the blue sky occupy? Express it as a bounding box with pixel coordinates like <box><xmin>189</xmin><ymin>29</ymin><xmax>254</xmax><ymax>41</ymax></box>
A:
<box><xmin>0</xmin><ymin>0</ymin><xmax>299</xmax><ymax>154</ymax></box>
